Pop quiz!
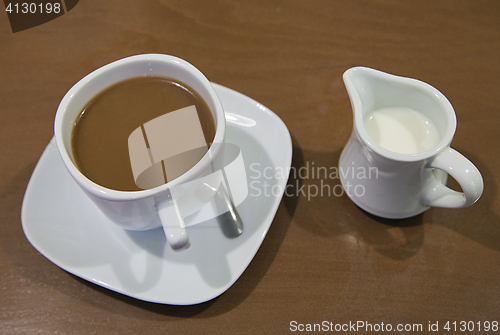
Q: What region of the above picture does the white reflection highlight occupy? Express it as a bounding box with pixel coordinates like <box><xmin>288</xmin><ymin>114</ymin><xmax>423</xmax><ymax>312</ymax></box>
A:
<box><xmin>225</xmin><ymin>113</ymin><xmax>257</xmax><ymax>127</ymax></box>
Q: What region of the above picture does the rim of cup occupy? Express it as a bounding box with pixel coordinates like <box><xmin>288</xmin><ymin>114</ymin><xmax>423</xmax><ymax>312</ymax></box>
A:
<box><xmin>54</xmin><ymin>54</ymin><xmax>225</xmax><ymax>201</ymax></box>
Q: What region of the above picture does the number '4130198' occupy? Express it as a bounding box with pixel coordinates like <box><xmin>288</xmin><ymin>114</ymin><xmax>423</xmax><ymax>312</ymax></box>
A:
<box><xmin>5</xmin><ymin>2</ymin><xmax>61</xmax><ymax>14</ymax></box>
<box><xmin>443</xmin><ymin>321</ymin><xmax>498</xmax><ymax>332</ymax></box>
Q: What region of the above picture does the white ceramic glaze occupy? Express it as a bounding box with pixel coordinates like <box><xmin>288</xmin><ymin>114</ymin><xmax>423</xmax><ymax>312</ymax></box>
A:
<box><xmin>54</xmin><ymin>54</ymin><xmax>226</xmax><ymax>250</ymax></box>
<box><xmin>339</xmin><ymin>67</ymin><xmax>483</xmax><ymax>219</ymax></box>
<box><xmin>22</xmin><ymin>83</ymin><xmax>293</xmax><ymax>305</ymax></box>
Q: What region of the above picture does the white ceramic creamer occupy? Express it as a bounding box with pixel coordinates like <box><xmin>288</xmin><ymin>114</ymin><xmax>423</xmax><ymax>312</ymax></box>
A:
<box><xmin>339</xmin><ymin>67</ymin><xmax>483</xmax><ymax>219</ymax></box>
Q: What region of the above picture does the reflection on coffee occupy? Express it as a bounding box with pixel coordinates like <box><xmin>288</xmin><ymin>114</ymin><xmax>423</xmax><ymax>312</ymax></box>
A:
<box><xmin>71</xmin><ymin>76</ymin><xmax>216</xmax><ymax>191</ymax></box>
<box><xmin>128</xmin><ymin>105</ymin><xmax>210</xmax><ymax>190</ymax></box>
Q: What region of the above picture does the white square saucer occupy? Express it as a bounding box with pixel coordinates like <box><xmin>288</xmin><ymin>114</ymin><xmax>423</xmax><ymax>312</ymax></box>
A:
<box><xmin>21</xmin><ymin>83</ymin><xmax>292</xmax><ymax>305</ymax></box>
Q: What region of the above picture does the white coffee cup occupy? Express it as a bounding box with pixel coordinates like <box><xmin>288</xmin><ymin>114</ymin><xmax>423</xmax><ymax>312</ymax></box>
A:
<box><xmin>54</xmin><ymin>54</ymin><xmax>225</xmax><ymax>250</ymax></box>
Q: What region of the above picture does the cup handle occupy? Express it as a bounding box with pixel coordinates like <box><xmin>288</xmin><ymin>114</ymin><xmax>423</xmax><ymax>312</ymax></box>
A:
<box><xmin>421</xmin><ymin>147</ymin><xmax>483</xmax><ymax>208</ymax></box>
<box><xmin>156</xmin><ymin>195</ymin><xmax>190</xmax><ymax>250</ymax></box>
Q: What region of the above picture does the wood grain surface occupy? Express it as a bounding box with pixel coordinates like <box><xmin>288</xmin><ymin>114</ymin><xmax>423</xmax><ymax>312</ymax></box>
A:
<box><xmin>1</xmin><ymin>1</ymin><xmax>499</xmax><ymax>334</ymax></box>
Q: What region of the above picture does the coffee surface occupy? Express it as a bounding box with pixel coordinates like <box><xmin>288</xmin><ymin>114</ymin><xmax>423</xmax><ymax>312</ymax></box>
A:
<box><xmin>71</xmin><ymin>76</ymin><xmax>216</xmax><ymax>191</ymax></box>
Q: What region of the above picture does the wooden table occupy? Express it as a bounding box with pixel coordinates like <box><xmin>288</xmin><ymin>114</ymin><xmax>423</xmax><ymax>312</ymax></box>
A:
<box><xmin>1</xmin><ymin>1</ymin><xmax>499</xmax><ymax>333</ymax></box>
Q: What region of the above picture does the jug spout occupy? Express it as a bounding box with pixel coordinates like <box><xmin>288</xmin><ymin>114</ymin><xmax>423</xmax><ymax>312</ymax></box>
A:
<box><xmin>343</xmin><ymin>66</ymin><xmax>378</xmax><ymax>118</ymax></box>
<box><xmin>343</xmin><ymin>67</ymin><xmax>419</xmax><ymax>118</ymax></box>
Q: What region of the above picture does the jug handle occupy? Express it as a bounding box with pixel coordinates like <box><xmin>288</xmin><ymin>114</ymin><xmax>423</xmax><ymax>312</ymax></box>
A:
<box><xmin>420</xmin><ymin>148</ymin><xmax>483</xmax><ymax>208</ymax></box>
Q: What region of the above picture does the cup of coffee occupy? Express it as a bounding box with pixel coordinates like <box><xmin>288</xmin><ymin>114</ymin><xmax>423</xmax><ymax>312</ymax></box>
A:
<box><xmin>54</xmin><ymin>54</ymin><xmax>226</xmax><ymax>250</ymax></box>
<box><xmin>339</xmin><ymin>67</ymin><xmax>483</xmax><ymax>219</ymax></box>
